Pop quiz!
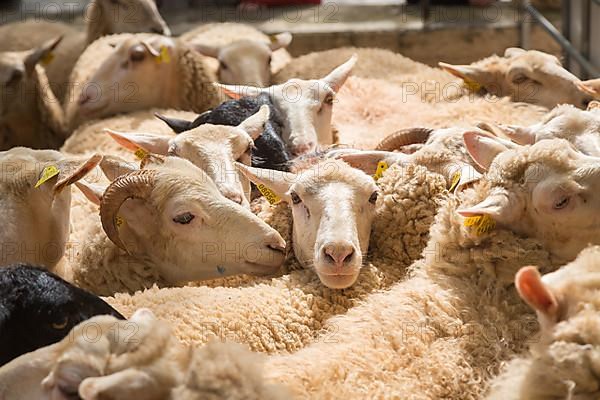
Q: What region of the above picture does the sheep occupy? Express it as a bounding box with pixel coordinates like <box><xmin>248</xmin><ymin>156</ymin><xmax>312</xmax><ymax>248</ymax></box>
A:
<box><xmin>0</xmin><ymin>147</ymin><xmax>101</xmax><ymax>273</ymax></box>
<box><xmin>105</xmin><ymin>162</ymin><xmax>448</xmax><ymax>352</ymax></box>
<box><xmin>0</xmin><ymin>37</ymin><xmax>66</xmax><ymax>149</ymax></box>
<box><xmin>70</xmin><ymin>155</ymin><xmax>287</xmax><ymax>296</ymax></box>
<box><xmin>486</xmin><ymin>246</ymin><xmax>600</xmax><ymax>400</ymax></box>
<box><xmin>0</xmin><ymin>0</ymin><xmax>170</xmax><ymax>102</ymax></box>
<box><xmin>439</xmin><ymin>47</ymin><xmax>599</xmax><ymax>109</ymax></box>
<box><xmin>0</xmin><ymin>264</ymin><xmax>124</xmax><ymax>366</ymax></box>
<box><xmin>65</xmin><ymin>34</ymin><xmax>223</xmax><ymax>131</ymax></box>
<box><xmin>0</xmin><ymin>309</ymin><xmax>288</xmax><ymax>400</ymax></box>
<box><xmin>479</xmin><ymin>103</ymin><xmax>600</xmax><ymax>156</ymax></box>
<box><xmin>215</xmin><ymin>55</ymin><xmax>357</xmax><ymax>155</ymax></box>
<box><xmin>156</xmin><ymin>93</ymin><xmax>291</xmax><ymax>172</ymax></box>
<box><xmin>180</xmin><ymin>23</ymin><xmax>292</xmax><ymax>87</ymax></box>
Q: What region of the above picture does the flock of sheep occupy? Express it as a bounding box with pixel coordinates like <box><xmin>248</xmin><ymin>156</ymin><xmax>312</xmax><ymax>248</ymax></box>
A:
<box><xmin>1</xmin><ymin>0</ymin><xmax>600</xmax><ymax>398</ymax></box>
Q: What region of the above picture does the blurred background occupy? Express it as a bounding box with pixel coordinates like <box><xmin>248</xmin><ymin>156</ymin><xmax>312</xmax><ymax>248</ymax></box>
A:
<box><xmin>0</xmin><ymin>0</ymin><xmax>596</xmax><ymax>77</ymax></box>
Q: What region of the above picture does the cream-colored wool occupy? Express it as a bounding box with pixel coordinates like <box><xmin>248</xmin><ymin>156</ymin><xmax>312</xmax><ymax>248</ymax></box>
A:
<box><xmin>332</xmin><ymin>76</ymin><xmax>547</xmax><ymax>149</ymax></box>
<box><xmin>180</xmin><ymin>23</ymin><xmax>291</xmax><ymax>79</ymax></box>
<box><xmin>262</xmin><ymin>179</ymin><xmax>558</xmax><ymax>399</ymax></box>
<box><xmin>104</xmin><ymin>164</ymin><xmax>447</xmax><ymax>354</ymax></box>
<box><xmin>65</xmin><ymin>34</ymin><xmax>222</xmax><ymax>131</ymax></box>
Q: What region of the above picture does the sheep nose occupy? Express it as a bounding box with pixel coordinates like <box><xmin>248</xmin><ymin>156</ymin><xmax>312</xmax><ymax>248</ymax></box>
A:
<box><xmin>223</xmin><ymin>191</ymin><xmax>244</xmax><ymax>205</ymax></box>
<box><xmin>291</xmin><ymin>141</ymin><xmax>316</xmax><ymax>156</ymax></box>
<box><xmin>264</xmin><ymin>233</ymin><xmax>286</xmax><ymax>254</ymax></box>
<box><xmin>322</xmin><ymin>242</ymin><xmax>355</xmax><ymax>268</ymax></box>
<box><xmin>78</xmin><ymin>92</ymin><xmax>92</xmax><ymax>106</ymax></box>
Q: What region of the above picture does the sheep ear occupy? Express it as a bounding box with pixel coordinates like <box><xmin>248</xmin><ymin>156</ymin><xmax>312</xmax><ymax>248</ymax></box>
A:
<box><xmin>587</xmin><ymin>100</ymin><xmax>600</xmax><ymax>111</ymax></box>
<box><xmin>105</xmin><ymin>129</ymin><xmax>171</xmax><ymax>155</ymax></box>
<box><xmin>75</xmin><ymin>181</ymin><xmax>105</xmax><ymax>206</ymax></box>
<box><xmin>53</xmin><ymin>154</ymin><xmax>103</xmax><ymax>194</ymax></box>
<box><xmin>333</xmin><ymin>150</ymin><xmax>407</xmax><ymax>176</ymax></box>
<box><xmin>238</xmin><ymin>105</ymin><xmax>269</xmax><ymax>140</ymax></box>
<box><xmin>193</xmin><ymin>43</ymin><xmax>220</xmax><ymax>59</ymax></box>
<box><xmin>236</xmin><ymin>163</ymin><xmax>296</xmax><ymax>202</ymax></box>
<box><xmin>24</xmin><ymin>36</ymin><xmax>63</xmax><ymax>75</ymax></box>
<box><xmin>155</xmin><ymin>113</ymin><xmax>193</xmax><ymax>134</ymax></box>
<box><xmin>438</xmin><ymin>62</ymin><xmax>487</xmax><ymax>87</ymax></box>
<box><xmin>515</xmin><ymin>266</ymin><xmax>559</xmax><ymax>318</ymax></box>
<box><xmin>268</xmin><ymin>32</ymin><xmax>292</xmax><ymax>51</ymax></box>
<box><xmin>214</xmin><ymin>83</ymin><xmax>264</xmax><ymax>100</ymax></box>
<box><xmin>100</xmin><ymin>155</ymin><xmax>138</xmax><ymax>181</ymax></box>
<box><xmin>579</xmin><ymin>78</ymin><xmax>600</xmax><ymax>97</ymax></box>
<box><xmin>504</xmin><ymin>47</ymin><xmax>527</xmax><ymax>58</ymax></box>
<box><xmin>322</xmin><ymin>54</ymin><xmax>357</xmax><ymax>93</ymax></box>
<box><xmin>463</xmin><ymin>131</ymin><xmax>509</xmax><ymax>171</ymax></box>
<box><xmin>456</xmin><ymin>191</ymin><xmax>510</xmax><ymax>220</ymax></box>
<box><xmin>478</xmin><ymin>122</ymin><xmax>535</xmax><ymax>146</ymax></box>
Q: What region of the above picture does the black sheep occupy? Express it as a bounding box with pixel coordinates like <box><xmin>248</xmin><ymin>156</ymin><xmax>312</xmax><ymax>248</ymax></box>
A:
<box><xmin>0</xmin><ymin>264</ymin><xmax>124</xmax><ymax>366</ymax></box>
<box><xmin>156</xmin><ymin>93</ymin><xmax>292</xmax><ymax>171</ymax></box>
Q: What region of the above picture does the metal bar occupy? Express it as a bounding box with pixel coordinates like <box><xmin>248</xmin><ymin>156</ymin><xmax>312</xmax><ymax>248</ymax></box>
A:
<box><xmin>525</xmin><ymin>3</ymin><xmax>600</xmax><ymax>76</ymax></box>
<box><xmin>562</xmin><ymin>0</ymin><xmax>571</xmax><ymax>68</ymax></box>
<box><xmin>519</xmin><ymin>0</ymin><xmax>532</xmax><ymax>49</ymax></box>
<box><xmin>420</xmin><ymin>0</ymin><xmax>430</xmax><ymax>24</ymax></box>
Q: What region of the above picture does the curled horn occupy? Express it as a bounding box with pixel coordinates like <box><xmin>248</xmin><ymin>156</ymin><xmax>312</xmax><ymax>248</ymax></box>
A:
<box><xmin>100</xmin><ymin>170</ymin><xmax>158</xmax><ymax>252</ymax></box>
<box><xmin>375</xmin><ymin>128</ymin><xmax>433</xmax><ymax>151</ymax></box>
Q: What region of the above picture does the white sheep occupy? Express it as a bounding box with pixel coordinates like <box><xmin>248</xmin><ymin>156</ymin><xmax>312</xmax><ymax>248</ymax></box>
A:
<box><xmin>70</xmin><ymin>155</ymin><xmax>286</xmax><ymax>296</ymax></box>
<box><xmin>0</xmin><ymin>0</ymin><xmax>170</xmax><ymax>102</ymax></box>
<box><xmin>0</xmin><ymin>147</ymin><xmax>101</xmax><ymax>275</ymax></box>
<box><xmin>479</xmin><ymin>103</ymin><xmax>600</xmax><ymax>156</ymax></box>
<box><xmin>0</xmin><ymin>37</ymin><xmax>66</xmax><ymax>149</ymax></box>
<box><xmin>65</xmin><ymin>34</ymin><xmax>224</xmax><ymax>130</ymax></box>
<box><xmin>180</xmin><ymin>23</ymin><xmax>292</xmax><ymax>87</ymax></box>
<box><xmin>486</xmin><ymin>246</ymin><xmax>600</xmax><ymax>399</ymax></box>
<box><xmin>0</xmin><ymin>309</ymin><xmax>289</xmax><ymax>400</ymax></box>
<box><xmin>105</xmin><ymin>162</ymin><xmax>448</xmax><ymax>353</ymax></box>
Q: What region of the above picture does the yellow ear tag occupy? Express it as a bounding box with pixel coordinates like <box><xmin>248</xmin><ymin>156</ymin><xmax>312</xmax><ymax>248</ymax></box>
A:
<box><xmin>463</xmin><ymin>214</ymin><xmax>496</xmax><ymax>236</ymax></box>
<box><xmin>269</xmin><ymin>35</ymin><xmax>278</xmax><ymax>44</ymax></box>
<box><xmin>373</xmin><ymin>161</ymin><xmax>389</xmax><ymax>181</ymax></box>
<box><xmin>257</xmin><ymin>183</ymin><xmax>280</xmax><ymax>205</ymax></box>
<box><xmin>449</xmin><ymin>170</ymin><xmax>461</xmax><ymax>192</ymax></box>
<box><xmin>115</xmin><ymin>215</ymin><xmax>124</xmax><ymax>228</ymax></box>
<box><xmin>35</xmin><ymin>165</ymin><xmax>60</xmax><ymax>188</ymax></box>
<box><xmin>155</xmin><ymin>46</ymin><xmax>171</xmax><ymax>64</ymax></box>
<box><xmin>463</xmin><ymin>78</ymin><xmax>482</xmax><ymax>92</ymax></box>
<box><xmin>41</xmin><ymin>52</ymin><xmax>55</xmax><ymax>66</ymax></box>
<box><xmin>134</xmin><ymin>148</ymin><xmax>149</xmax><ymax>160</ymax></box>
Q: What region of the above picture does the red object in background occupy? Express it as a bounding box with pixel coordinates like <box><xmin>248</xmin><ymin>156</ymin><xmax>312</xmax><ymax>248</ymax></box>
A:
<box><xmin>241</xmin><ymin>0</ymin><xmax>321</xmax><ymax>4</ymax></box>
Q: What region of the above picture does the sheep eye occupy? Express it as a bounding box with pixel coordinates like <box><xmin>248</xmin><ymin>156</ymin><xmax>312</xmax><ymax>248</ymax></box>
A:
<box><xmin>219</xmin><ymin>60</ymin><xmax>228</xmax><ymax>70</ymax></box>
<box><xmin>290</xmin><ymin>191</ymin><xmax>302</xmax><ymax>204</ymax></box>
<box><xmin>554</xmin><ymin>196</ymin><xmax>570</xmax><ymax>210</ymax></box>
<box><xmin>173</xmin><ymin>212</ymin><xmax>195</xmax><ymax>224</ymax></box>
<box><xmin>369</xmin><ymin>191</ymin><xmax>379</xmax><ymax>204</ymax></box>
<box><xmin>52</xmin><ymin>317</ymin><xmax>69</xmax><ymax>330</ymax></box>
<box><xmin>267</xmin><ymin>55</ymin><xmax>272</xmax><ymax>65</ymax></box>
<box><xmin>323</xmin><ymin>94</ymin><xmax>335</xmax><ymax>106</ymax></box>
<box><xmin>130</xmin><ymin>48</ymin><xmax>146</xmax><ymax>62</ymax></box>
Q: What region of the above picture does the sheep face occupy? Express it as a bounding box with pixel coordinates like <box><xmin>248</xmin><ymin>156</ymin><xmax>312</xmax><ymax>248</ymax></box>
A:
<box><xmin>76</xmin><ymin>36</ymin><xmax>178</xmax><ymax>120</ymax></box>
<box><xmin>89</xmin><ymin>0</ymin><xmax>170</xmax><ymax>37</ymax></box>
<box><xmin>97</xmin><ymin>157</ymin><xmax>286</xmax><ymax>282</ymax></box>
<box><xmin>107</xmin><ymin>107</ymin><xmax>270</xmax><ymax>208</ymax></box>
<box><xmin>0</xmin><ymin>148</ymin><xmax>101</xmax><ymax>269</ymax></box>
<box><xmin>195</xmin><ymin>33</ymin><xmax>292</xmax><ymax>87</ymax></box>
<box><xmin>217</xmin><ymin>55</ymin><xmax>357</xmax><ymax>156</ymax></box>
<box><xmin>440</xmin><ymin>48</ymin><xmax>597</xmax><ymax>109</ymax></box>
<box><xmin>459</xmin><ymin>139</ymin><xmax>600</xmax><ymax>262</ymax></box>
<box><xmin>238</xmin><ymin>160</ymin><xmax>378</xmax><ymax>289</ymax></box>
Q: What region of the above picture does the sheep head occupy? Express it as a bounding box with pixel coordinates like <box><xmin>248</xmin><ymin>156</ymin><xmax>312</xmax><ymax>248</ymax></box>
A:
<box><xmin>81</xmin><ymin>156</ymin><xmax>286</xmax><ymax>282</ymax></box>
<box><xmin>216</xmin><ymin>54</ymin><xmax>357</xmax><ymax>156</ymax></box>
<box><xmin>76</xmin><ymin>35</ymin><xmax>179</xmax><ymax>120</ymax></box>
<box><xmin>237</xmin><ymin>159</ymin><xmax>378</xmax><ymax>289</ymax></box>
<box><xmin>0</xmin><ymin>148</ymin><xmax>101</xmax><ymax>269</ymax></box>
<box><xmin>87</xmin><ymin>0</ymin><xmax>171</xmax><ymax>42</ymax></box>
<box><xmin>439</xmin><ymin>48</ymin><xmax>597</xmax><ymax>109</ymax></box>
<box><xmin>459</xmin><ymin>138</ymin><xmax>600</xmax><ymax>262</ymax></box>
<box><xmin>195</xmin><ymin>32</ymin><xmax>292</xmax><ymax>87</ymax></box>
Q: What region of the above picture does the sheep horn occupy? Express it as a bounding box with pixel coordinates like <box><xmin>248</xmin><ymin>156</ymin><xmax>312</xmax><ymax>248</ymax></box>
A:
<box><xmin>100</xmin><ymin>170</ymin><xmax>158</xmax><ymax>252</ymax></box>
<box><xmin>154</xmin><ymin>113</ymin><xmax>192</xmax><ymax>134</ymax></box>
<box><xmin>375</xmin><ymin>128</ymin><xmax>433</xmax><ymax>151</ymax></box>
